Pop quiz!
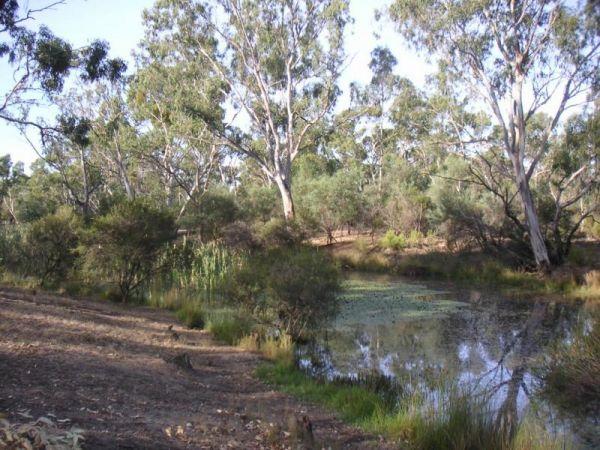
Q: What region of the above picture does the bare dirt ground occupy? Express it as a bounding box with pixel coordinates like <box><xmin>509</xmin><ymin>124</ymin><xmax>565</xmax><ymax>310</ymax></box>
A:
<box><xmin>0</xmin><ymin>287</ymin><xmax>388</xmax><ymax>449</ymax></box>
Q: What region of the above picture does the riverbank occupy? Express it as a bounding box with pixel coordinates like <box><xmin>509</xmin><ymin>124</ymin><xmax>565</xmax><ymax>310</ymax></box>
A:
<box><xmin>319</xmin><ymin>233</ymin><xmax>600</xmax><ymax>301</ymax></box>
<box><xmin>0</xmin><ymin>287</ymin><xmax>386</xmax><ymax>449</ymax></box>
<box><xmin>256</xmin><ymin>358</ymin><xmax>571</xmax><ymax>450</ymax></box>
<box><xmin>254</xmin><ymin>272</ymin><xmax>595</xmax><ymax>449</ymax></box>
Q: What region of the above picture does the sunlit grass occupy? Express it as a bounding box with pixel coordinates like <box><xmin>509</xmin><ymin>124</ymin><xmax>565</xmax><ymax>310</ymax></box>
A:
<box><xmin>257</xmin><ymin>357</ymin><xmax>573</xmax><ymax>450</ymax></box>
<box><xmin>330</xmin><ymin>242</ymin><xmax>599</xmax><ymax>301</ymax></box>
<box><xmin>204</xmin><ymin>308</ymin><xmax>254</xmax><ymax>345</ymax></box>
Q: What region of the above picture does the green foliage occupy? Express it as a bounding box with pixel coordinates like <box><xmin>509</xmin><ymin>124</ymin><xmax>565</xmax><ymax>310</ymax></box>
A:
<box><xmin>0</xmin><ymin>224</ymin><xmax>24</xmax><ymax>272</ymax></box>
<box><xmin>256</xmin><ymin>218</ymin><xmax>306</xmax><ymax>248</ymax></box>
<box><xmin>180</xmin><ymin>189</ymin><xmax>239</xmax><ymax>241</ymax></box>
<box><xmin>406</xmin><ymin>229</ymin><xmax>424</xmax><ymax>246</ymax></box>
<box><xmin>84</xmin><ymin>200</ymin><xmax>177</xmax><ymax>301</ymax></box>
<box><xmin>379</xmin><ymin>229</ymin><xmax>406</xmax><ymax>251</ymax></box>
<box><xmin>295</xmin><ymin>167</ymin><xmax>364</xmax><ymax>241</ymax></box>
<box><xmin>237</xmin><ymin>184</ymin><xmax>280</xmax><ymax>224</ymax></box>
<box><xmin>160</xmin><ymin>240</ymin><xmax>245</xmax><ymax>303</ymax></box>
<box><xmin>206</xmin><ymin>309</ymin><xmax>254</xmax><ymax>345</ymax></box>
<box><xmin>256</xmin><ymin>360</ymin><xmax>383</xmax><ymax>423</ymax></box>
<box><xmin>22</xmin><ymin>207</ymin><xmax>82</xmax><ymax>285</ymax></box>
<box><xmin>258</xmin><ymin>358</ymin><xmax>571</xmax><ymax>450</ymax></box>
<box><xmin>176</xmin><ymin>304</ymin><xmax>205</xmax><ymax>329</ymax></box>
<box><xmin>542</xmin><ymin>315</ymin><xmax>600</xmax><ymax>415</ymax></box>
<box><xmin>230</xmin><ymin>245</ymin><xmax>340</xmax><ymax>340</ymax></box>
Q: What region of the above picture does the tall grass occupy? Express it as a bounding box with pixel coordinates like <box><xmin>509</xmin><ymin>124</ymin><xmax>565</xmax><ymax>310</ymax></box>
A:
<box><xmin>158</xmin><ymin>240</ymin><xmax>245</xmax><ymax>303</ymax></box>
<box><xmin>148</xmin><ymin>241</ymin><xmax>247</xmax><ymax>328</ymax></box>
<box><xmin>204</xmin><ymin>308</ymin><xmax>254</xmax><ymax>345</ymax></box>
<box><xmin>257</xmin><ymin>357</ymin><xmax>573</xmax><ymax>450</ymax></box>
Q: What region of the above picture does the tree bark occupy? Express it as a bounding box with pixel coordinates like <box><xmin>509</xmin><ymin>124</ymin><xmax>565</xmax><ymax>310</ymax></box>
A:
<box><xmin>514</xmin><ymin>166</ymin><xmax>551</xmax><ymax>270</ymax></box>
<box><xmin>274</xmin><ymin>174</ymin><xmax>295</xmax><ymax>221</ymax></box>
<box><xmin>509</xmin><ymin>73</ymin><xmax>551</xmax><ymax>270</ymax></box>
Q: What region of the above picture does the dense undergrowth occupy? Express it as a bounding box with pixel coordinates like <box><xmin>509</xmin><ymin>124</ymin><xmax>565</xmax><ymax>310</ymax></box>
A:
<box><xmin>1</xmin><ymin>212</ymin><xmax>597</xmax><ymax>449</ymax></box>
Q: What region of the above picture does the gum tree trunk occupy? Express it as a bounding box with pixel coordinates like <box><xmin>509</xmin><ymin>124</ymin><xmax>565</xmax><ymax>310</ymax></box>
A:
<box><xmin>274</xmin><ymin>174</ymin><xmax>295</xmax><ymax>221</ymax></box>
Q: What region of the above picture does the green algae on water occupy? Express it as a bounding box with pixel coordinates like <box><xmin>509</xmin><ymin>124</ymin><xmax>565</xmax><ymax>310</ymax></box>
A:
<box><xmin>335</xmin><ymin>276</ymin><xmax>466</xmax><ymax>327</ymax></box>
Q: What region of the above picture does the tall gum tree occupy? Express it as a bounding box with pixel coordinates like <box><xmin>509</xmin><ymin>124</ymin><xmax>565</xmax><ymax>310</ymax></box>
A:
<box><xmin>1</xmin><ymin>1</ymin><xmax>126</xmax><ymax>131</ymax></box>
<box><xmin>390</xmin><ymin>0</ymin><xmax>599</xmax><ymax>270</ymax></box>
<box><xmin>140</xmin><ymin>0</ymin><xmax>350</xmax><ymax>220</ymax></box>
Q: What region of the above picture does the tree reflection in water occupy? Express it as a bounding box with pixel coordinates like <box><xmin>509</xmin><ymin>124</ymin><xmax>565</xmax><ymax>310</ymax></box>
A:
<box><xmin>298</xmin><ymin>281</ymin><xmax>590</xmax><ymax>443</ymax></box>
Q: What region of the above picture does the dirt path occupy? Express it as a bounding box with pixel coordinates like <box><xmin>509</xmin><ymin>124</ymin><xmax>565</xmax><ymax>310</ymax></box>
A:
<box><xmin>0</xmin><ymin>288</ymin><xmax>387</xmax><ymax>449</ymax></box>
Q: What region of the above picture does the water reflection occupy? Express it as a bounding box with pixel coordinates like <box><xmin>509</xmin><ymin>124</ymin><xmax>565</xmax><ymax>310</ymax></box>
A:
<box><xmin>298</xmin><ymin>275</ymin><xmax>597</xmax><ymax>446</ymax></box>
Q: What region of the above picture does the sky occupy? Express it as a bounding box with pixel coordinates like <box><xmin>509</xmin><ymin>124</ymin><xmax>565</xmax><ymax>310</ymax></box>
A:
<box><xmin>0</xmin><ymin>0</ymin><xmax>432</xmax><ymax>171</ymax></box>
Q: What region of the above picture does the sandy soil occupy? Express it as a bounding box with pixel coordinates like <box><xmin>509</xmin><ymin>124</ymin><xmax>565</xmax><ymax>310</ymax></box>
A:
<box><xmin>0</xmin><ymin>287</ymin><xmax>388</xmax><ymax>449</ymax></box>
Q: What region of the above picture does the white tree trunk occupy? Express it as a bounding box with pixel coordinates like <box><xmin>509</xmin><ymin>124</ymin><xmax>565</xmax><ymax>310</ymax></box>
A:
<box><xmin>513</xmin><ymin>159</ymin><xmax>551</xmax><ymax>269</ymax></box>
<box><xmin>274</xmin><ymin>175</ymin><xmax>295</xmax><ymax>221</ymax></box>
<box><xmin>510</xmin><ymin>74</ymin><xmax>551</xmax><ymax>270</ymax></box>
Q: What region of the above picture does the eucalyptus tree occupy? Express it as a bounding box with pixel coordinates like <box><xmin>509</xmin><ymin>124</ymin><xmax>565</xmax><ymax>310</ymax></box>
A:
<box><xmin>43</xmin><ymin>113</ymin><xmax>101</xmax><ymax>217</ymax></box>
<box><xmin>1</xmin><ymin>1</ymin><xmax>126</xmax><ymax>130</ymax></box>
<box><xmin>543</xmin><ymin>109</ymin><xmax>598</xmax><ymax>263</ymax></box>
<box><xmin>390</xmin><ymin>0</ymin><xmax>599</xmax><ymax>269</ymax></box>
<box><xmin>140</xmin><ymin>0</ymin><xmax>350</xmax><ymax>221</ymax></box>
<box><xmin>90</xmin><ymin>83</ymin><xmax>137</xmax><ymax>201</ymax></box>
<box><xmin>0</xmin><ymin>155</ymin><xmax>26</xmax><ymax>223</ymax></box>
<box><xmin>133</xmin><ymin>12</ymin><xmax>227</xmax><ymax>217</ymax></box>
<box><xmin>350</xmin><ymin>47</ymin><xmax>403</xmax><ymax>189</ymax></box>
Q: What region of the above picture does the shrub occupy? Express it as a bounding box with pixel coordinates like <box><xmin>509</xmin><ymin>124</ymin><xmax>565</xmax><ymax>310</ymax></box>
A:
<box><xmin>85</xmin><ymin>200</ymin><xmax>177</xmax><ymax>301</ymax></box>
<box><xmin>257</xmin><ymin>218</ymin><xmax>306</xmax><ymax>248</ymax></box>
<box><xmin>266</xmin><ymin>247</ymin><xmax>340</xmax><ymax>339</ymax></box>
<box><xmin>221</xmin><ymin>221</ymin><xmax>259</xmax><ymax>250</ymax></box>
<box><xmin>0</xmin><ymin>225</ymin><xmax>25</xmax><ymax>273</ymax></box>
<box><xmin>406</xmin><ymin>229</ymin><xmax>424</xmax><ymax>247</ymax></box>
<box><xmin>206</xmin><ymin>309</ymin><xmax>254</xmax><ymax>345</ymax></box>
<box><xmin>180</xmin><ymin>189</ymin><xmax>239</xmax><ymax>240</ymax></box>
<box><xmin>353</xmin><ymin>237</ymin><xmax>370</xmax><ymax>254</ymax></box>
<box><xmin>239</xmin><ymin>334</ymin><xmax>293</xmax><ymax>363</ymax></box>
<box><xmin>379</xmin><ymin>229</ymin><xmax>406</xmax><ymax>251</ymax></box>
<box><xmin>176</xmin><ymin>304</ymin><xmax>205</xmax><ymax>329</ymax></box>
<box><xmin>22</xmin><ymin>207</ymin><xmax>82</xmax><ymax>285</ymax></box>
<box><xmin>159</xmin><ymin>240</ymin><xmax>245</xmax><ymax>302</ymax></box>
<box><xmin>230</xmin><ymin>246</ymin><xmax>340</xmax><ymax>340</ymax></box>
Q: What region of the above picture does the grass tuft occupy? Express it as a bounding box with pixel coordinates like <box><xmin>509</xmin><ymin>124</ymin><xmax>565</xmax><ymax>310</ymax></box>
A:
<box><xmin>205</xmin><ymin>309</ymin><xmax>254</xmax><ymax>345</ymax></box>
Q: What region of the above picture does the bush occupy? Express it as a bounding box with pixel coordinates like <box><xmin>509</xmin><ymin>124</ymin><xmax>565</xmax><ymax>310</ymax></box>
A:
<box><xmin>406</xmin><ymin>229</ymin><xmax>424</xmax><ymax>246</ymax></box>
<box><xmin>85</xmin><ymin>200</ymin><xmax>177</xmax><ymax>301</ymax></box>
<box><xmin>180</xmin><ymin>189</ymin><xmax>239</xmax><ymax>241</ymax></box>
<box><xmin>206</xmin><ymin>309</ymin><xmax>254</xmax><ymax>345</ymax></box>
<box><xmin>221</xmin><ymin>221</ymin><xmax>259</xmax><ymax>250</ymax></box>
<box><xmin>266</xmin><ymin>247</ymin><xmax>340</xmax><ymax>339</ymax></box>
<box><xmin>379</xmin><ymin>229</ymin><xmax>406</xmax><ymax>251</ymax></box>
<box><xmin>0</xmin><ymin>225</ymin><xmax>25</xmax><ymax>273</ymax></box>
<box><xmin>176</xmin><ymin>304</ymin><xmax>205</xmax><ymax>329</ymax></box>
<box><xmin>230</xmin><ymin>246</ymin><xmax>340</xmax><ymax>340</ymax></box>
<box><xmin>22</xmin><ymin>207</ymin><xmax>82</xmax><ymax>285</ymax></box>
<box><xmin>159</xmin><ymin>240</ymin><xmax>245</xmax><ymax>302</ymax></box>
<box><xmin>257</xmin><ymin>218</ymin><xmax>306</xmax><ymax>248</ymax></box>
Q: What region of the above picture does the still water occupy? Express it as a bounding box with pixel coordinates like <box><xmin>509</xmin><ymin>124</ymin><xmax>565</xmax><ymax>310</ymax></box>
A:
<box><xmin>298</xmin><ymin>273</ymin><xmax>598</xmax><ymax>447</ymax></box>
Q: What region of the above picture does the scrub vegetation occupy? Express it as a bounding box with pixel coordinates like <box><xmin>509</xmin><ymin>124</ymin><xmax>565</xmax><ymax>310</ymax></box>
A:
<box><xmin>0</xmin><ymin>0</ymin><xmax>598</xmax><ymax>448</ymax></box>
